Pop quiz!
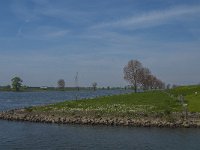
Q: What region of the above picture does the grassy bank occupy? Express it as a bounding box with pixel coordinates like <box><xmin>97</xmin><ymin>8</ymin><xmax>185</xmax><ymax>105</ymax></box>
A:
<box><xmin>167</xmin><ymin>85</ymin><xmax>200</xmax><ymax>97</ymax></box>
<box><xmin>26</xmin><ymin>91</ymin><xmax>181</xmax><ymax>118</ymax></box>
<box><xmin>167</xmin><ymin>85</ymin><xmax>200</xmax><ymax>112</ymax></box>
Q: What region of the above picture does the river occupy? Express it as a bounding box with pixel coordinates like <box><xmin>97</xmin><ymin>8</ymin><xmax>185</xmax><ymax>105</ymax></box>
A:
<box><xmin>0</xmin><ymin>90</ymin><xmax>200</xmax><ymax>150</ymax></box>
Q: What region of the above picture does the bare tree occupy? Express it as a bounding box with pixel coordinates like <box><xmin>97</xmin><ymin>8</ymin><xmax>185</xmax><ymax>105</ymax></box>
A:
<box><xmin>156</xmin><ymin>79</ymin><xmax>165</xmax><ymax>89</ymax></box>
<box><xmin>151</xmin><ymin>75</ymin><xmax>158</xmax><ymax>89</ymax></box>
<box><xmin>92</xmin><ymin>82</ymin><xmax>97</xmax><ymax>91</ymax></box>
<box><xmin>57</xmin><ymin>79</ymin><xmax>65</xmax><ymax>90</ymax></box>
<box><xmin>123</xmin><ymin>60</ymin><xmax>143</xmax><ymax>92</ymax></box>
<box><xmin>166</xmin><ymin>84</ymin><xmax>171</xmax><ymax>89</ymax></box>
<box><xmin>172</xmin><ymin>84</ymin><xmax>178</xmax><ymax>89</ymax></box>
<box><xmin>146</xmin><ymin>75</ymin><xmax>165</xmax><ymax>90</ymax></box>
<box><xmin>124</xmin><ymin>60</ymin><xmax>165</xmax><ymax>91</ymax></box>
<box><xmin>138</xmin><ymin>67</ymin><xmax>151</xmax><ymax>90</ymax></box>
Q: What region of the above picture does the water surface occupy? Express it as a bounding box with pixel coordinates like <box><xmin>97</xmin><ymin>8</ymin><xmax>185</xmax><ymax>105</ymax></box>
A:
<box><xmin>1</xmin><ymin>121</ymin><xmax>200</xmax><ymax>150</ymax></box>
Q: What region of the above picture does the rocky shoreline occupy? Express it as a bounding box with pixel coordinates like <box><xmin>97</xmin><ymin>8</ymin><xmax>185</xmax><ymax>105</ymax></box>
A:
<box><xmin>1</xmin><ymin>109</ymin><xmax>200</xmax><ymax>128</ymax></box>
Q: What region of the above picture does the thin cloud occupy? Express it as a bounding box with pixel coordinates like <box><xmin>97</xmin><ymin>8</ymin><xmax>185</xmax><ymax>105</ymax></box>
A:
<box><xmin>11</xmin><ymin>0</ymin><xmax>93</xmax><ymax>24</ymax></box>
<box><xmin>92</xmin><ymin>5</ymin><xmax>200</xmax><ymax>29</ymax></box>
<box><xmin>11</xmin><ymin>1</ymin><xmax>39</xmax><ymax>21</ymax></box>
<box><xmin>44</xmin><ymin>29</ymin><xmax>70</xmax><ymax>38</ymax></box>
<box><xmin>17</xmin><ymin>25</ymin><xmax>70</xmax><ymax>39</ymax></box>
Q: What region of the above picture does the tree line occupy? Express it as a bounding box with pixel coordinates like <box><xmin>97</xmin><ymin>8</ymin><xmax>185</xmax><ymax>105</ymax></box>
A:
<box><xmin>1</xmin><ymin>77</ymin><xmax>99</xmax><ymax>92</ymax></box>
<box><xmin>1</xmin><ymin>59</ymin><xmax>166</xmax><ymax>92</ymax></box>
<box><xmin>124</xmin><ymin>60</ymin><xmax>165</xmax><ymax>92</ymax></box>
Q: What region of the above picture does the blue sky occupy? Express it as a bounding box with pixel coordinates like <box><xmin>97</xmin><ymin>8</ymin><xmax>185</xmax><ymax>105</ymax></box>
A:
<box><xmin>0</xmin><ymin>0</ymin><xmax>200</xmax><ymax>87</ymax></box>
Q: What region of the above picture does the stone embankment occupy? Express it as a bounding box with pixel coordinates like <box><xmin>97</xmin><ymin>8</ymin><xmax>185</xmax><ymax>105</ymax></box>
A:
<box><xmin>1</xmin><ymin>109</ymin><xmax>200</xmax><ymax>128</ymax></box>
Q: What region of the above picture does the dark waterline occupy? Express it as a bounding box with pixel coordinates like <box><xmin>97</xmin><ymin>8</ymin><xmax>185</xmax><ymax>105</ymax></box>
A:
<box><xmin>0</xmin><ymin>90</ymin><xmax>200</xmax><ymax>150</ymax></box>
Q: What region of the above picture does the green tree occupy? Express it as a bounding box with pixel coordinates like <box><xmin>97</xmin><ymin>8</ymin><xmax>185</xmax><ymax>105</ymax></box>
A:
<box><xmin>11</xmin><ymin>77</ymin><xmax>23</xmax><ymax>91</ymax></box>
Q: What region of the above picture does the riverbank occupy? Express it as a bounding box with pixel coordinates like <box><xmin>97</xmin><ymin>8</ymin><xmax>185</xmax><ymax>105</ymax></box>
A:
<box><xmin>1</xmin><ymin>108</ymin><xmax>200</xmax><ymax>128</ymax></box>
<box><xmin>1</xmin><ymin>91</ymin><xmax>200</xmax><ymax>128</ymax></box>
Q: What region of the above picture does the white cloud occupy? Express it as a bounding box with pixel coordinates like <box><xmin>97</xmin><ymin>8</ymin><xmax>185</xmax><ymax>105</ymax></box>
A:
<box><xmin>11</xmin><ymin>1</ymin><xmax>39</xmax><ymax>21</ymax></box>
<box><xmin>16</xmin><ymin>25</ymin><xmax>70</xmax><ymax>39</ymax></box>
<box><xmin>92</xmin><ymin>5</ymin><xmax>200</xmax><ymax>30</ymax></box>
<box><xmin>11</xmin><ymin>0</ymin><xmax>92</xmax><ymax>24</ymax></box>
<box><xmin>44</xmin><ymin>29</ymin><xmax>70</xmax><ymax>38</ymax></box>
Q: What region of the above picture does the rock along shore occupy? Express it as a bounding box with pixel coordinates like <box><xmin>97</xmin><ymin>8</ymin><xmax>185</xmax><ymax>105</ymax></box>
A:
<box><xmin>1</xmin><ymin>109</ymin><xmax>200</xmax><ymax>128</ymax></box>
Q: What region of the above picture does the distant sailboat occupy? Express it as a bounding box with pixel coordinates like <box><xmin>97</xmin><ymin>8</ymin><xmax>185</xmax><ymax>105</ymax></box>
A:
<box><xmin>75</xmin><ymin>72</ymin><xmax>79</xmax><ymax>100</ymax></box>
<box><xmin>75</xmin><ymin>72</ymin><xmax>79</xmax><ymax>91</ymax></box>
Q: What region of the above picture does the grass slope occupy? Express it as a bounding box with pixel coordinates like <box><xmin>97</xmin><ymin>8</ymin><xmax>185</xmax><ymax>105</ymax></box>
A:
<box><xmin>186</xmin><ymin>95</ymin><xmax>200</xmax><ymax>112</ymax></box>
<box><xmin>27</xmin><ymin>91</ymin><xmax>181</xmax><ymax>118</ymax></box>
<box><xmin>167</xmin><ymin>85</ymin><xmax>200</xmax><ymax>112</ymax></box>
<box><xmin>167</xmin><ymin>85</ymin><xmax>200</xmax><ymax>97</ymax></box>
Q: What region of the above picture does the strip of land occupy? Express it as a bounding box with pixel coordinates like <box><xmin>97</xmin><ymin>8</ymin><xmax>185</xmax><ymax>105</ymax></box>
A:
<box><xmin>1</xmin><ymin>86</ymin><xmax>200</xmax><ymax>128</ymax></box>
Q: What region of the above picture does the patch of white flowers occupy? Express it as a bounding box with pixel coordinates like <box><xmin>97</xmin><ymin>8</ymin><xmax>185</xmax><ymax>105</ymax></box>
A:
<box><xmin>45</xmin><ymin>103</ymin><xmax>156</xmax><ymax>113</ymax></box>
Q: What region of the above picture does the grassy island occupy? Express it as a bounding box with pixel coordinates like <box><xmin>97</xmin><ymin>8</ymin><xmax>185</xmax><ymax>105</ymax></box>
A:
<box><xmin>1</xmin><ymin>85</ymin><xmax>200</xmax><ymax>128</ymax></box>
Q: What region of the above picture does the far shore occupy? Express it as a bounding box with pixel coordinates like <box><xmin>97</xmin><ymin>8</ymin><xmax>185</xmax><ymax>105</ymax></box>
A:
<box><xmin>0</xmin><ymin>86</ymin><xmax>130</xmax><ymax>92</ymax></box>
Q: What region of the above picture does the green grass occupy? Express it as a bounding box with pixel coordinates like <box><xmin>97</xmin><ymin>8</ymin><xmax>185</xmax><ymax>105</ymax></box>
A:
<box><xmin>167</xmin><ymin>85</ymin><xmax>200</xmax><ymax>112</ymax></box>
<box><xmin>27</xmin><ymin>91</ymin><xmax>181</xmax><ymax>118</ymax></box>
<box><xmin>167</xmin><ymin>85</ymin><xmax>200</xmax><ymax>97</ymax></box>
<box><xmin>186</xmin><ymin>95</ymin><xmax>200</xmax><ymax>112</ymax></box>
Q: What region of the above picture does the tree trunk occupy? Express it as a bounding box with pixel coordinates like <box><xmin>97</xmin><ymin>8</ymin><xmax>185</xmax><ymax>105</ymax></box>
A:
<box><xmin>134</xmin><ymin>81</ymin><xmax>137</xmax><ymax>93</ymax></box>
